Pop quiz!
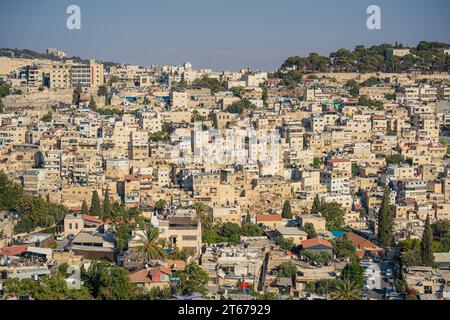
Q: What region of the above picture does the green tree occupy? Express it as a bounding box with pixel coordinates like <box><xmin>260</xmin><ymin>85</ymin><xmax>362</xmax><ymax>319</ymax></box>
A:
<box><xmin>329</xmin><ymin>279</ymin><xmax>361</xmax><ymax>300</ymax></box>
<box><xmin>377</xmin><ymin>186</ymin><xmax>394</xmax><ymax>247</ymax></box>
<box><xmin>175</xmin><ymin>263</ymin><xmax>209</xmax><ymax>295</ymax></box>
<box><xmin>227</xmin><ymin>99</ymin><xmax>255</xmax><ymax>115</ymax></box>
<box><xmin>81</xmin><ymin>200</ymin><xmax>89</xmax><ymax>214</ymax></box>
<box><xmin>0</xmin><ymin>98</ymin><xmax>4</xmax><ymax>113</ymax></box>
<box><xmin>332</xmin><ymin>235</ymin><xmax>358</xmax><ymax>260</ymax></box>
<box><xmin>240</xmin><ymin>222</ymin><xmax>263</xmax><ymax>237</ymax></box>
<box><xmin>346</xmin><ymin>79</ymin><xmax>360</xmax><ymax>96</ymax></box>
<box><xmin>0</xmin><ymin>80</ymin><xmax>11</xmax><ymax>97</ymax></box>
<box><xmin>40</xmin><ymin>111</ymin><xmax>52</xmax><ymax>122</ymax></box>
<box><xmin>171</xmin><ymin>80</ymin><xmax>187</xmax><ymax>91</ymax></box>
<box><xmin>320</xmin><ymin>202</ymin><xmax>345</xmax><ymax>230</ymax></box>
<box><xmin>311</xmin><ymin>194</ymin><xmax>321</xmax><ymax>215</ymax></box>
<box><xmin>305</xmin><ymin>279</ymin><xmax>339</xmax><ymax>296</ymax></box>
<box><xmin>358</xmin><ymin>95</ymin><xmax>384</xmax><ymax>110</ymax></box>
<box><xmin>108</xmin><ymin>75</ymin><xmax>119</xmax><ymax>86</ymax></box>
<box><xmin>192</xmin><ymin>76</ymin><xmax>223</xmax><ymax>93</ymax></box>
<box><xmin>351</xmin><ymin>163</ymin><xmax>360</xmax><ymax>177</ymax></box>
<box><xmin>3</xmin><ymin>271</ymin><xmax>92</xmax><ymax>300</ymax></box>
<box><xmin>311</xmin><ymin>157</ymin><xmax>323</xmax><ymax>169</ymax></box>
<box><xmin>432</xmin><ymin>220</ymin><xmax>450</xmax><ymax>241</ymax></box>
<box><xmin>218</xmin><ymin>223</ymin><xmax>241</xmax><ymax>245</ymax></box>
<box><xmin>90</xmin><ymin>190</ymin><xmax>102</xmax><ymax>217</ymax></box>
<box><xmin>103</xmin><ymin>189</ymin><xmax>111</xmax><ymax>218</ymax></box>
<box><xmin>135</xmin><ymin>227</ymin><xmax>167</xmax><ymax>261</ymax></box>
<box><xmin>341</xmin><ymin>262</ymin><xmax>364</xmax><ymax>288</ymax></box>
<box><xmin>385</xmin><ymin>154</ymin><xmax>406</xmax><ymax>165</ymax></box>
<box><xmin>2</xmin><ymin>173</ymin><xmax>66</xmax><ymax>234</ymax></box>
<box><xmin>421</xmin><ymin>215</ymin><xmax>434</xmax><ymax>266</ymax></box>
<box><xmin>143</xmin><ymin>287</ymin><xmax>172</xmax><ymax>300</ymax></box>
<box><xmin>362</xmin><ymin>77</ymin><xmax>381</xmax><ymax>87</ymax></box>
<box><xmin>115</xmin><ymin>223</ymin><xmax>132</xmax><ymax>253</ymax></box>
<box><xmin>245</xmin><ymin>213</ymin><xmax>252</xmax><ymax>224</ymax></box>
<box><xmin>300</xmin><ymin>250</ymin><xmax>330</xmax><ymax>266</ymax></box>
<box><xmin>81</xmin><ymin>261</ymin><xmax>136</xmax><ymax>300</ymax></box>
<box><xmin>276</xmin><ymin>236</ymin><xmax>295</xmax><ymax>251</ymax></box>
<box><xmin>154</xmin><ymin>199</ymin><xmax>167</xmax><ymax>213</ymax></box>
<box><xmin>278</xmin><ymin>262</ymin><xmax>298</xmax><ymax>278</ymax></box>
<box><xmin>283</xmin><ymin>70</ymin><xmax>303</xmax><ymax>87</ymax></box>
<box><xmin>169</xmin><ymin>248</ymin><xmax>192</xmax><ymax>262</ymax></box>
<box><xmin>260</xmin><ymin>82</ymin><xmax>269</xmax><ymax>105</ymax></box>
<box><xmin>394</xmin><ymin>268</ymin><xmax>408</xmax><ymax>296</ymax></box>
<box><xmin>97</xmin><ymin>85</ymin><xmax>108</xmax><ymax>97</ymax></box>
<box><xmin>252</xmin><ymin>292</ymin><xmax>279</xmax><ymax>300</ymax></box>
<box><xmin>88</xmin><ymin>95</ymin><xmax>97</xmax><ymax>108</ymax></box>
<box><xmin>73</xmin><ymin>82</ymin><xmax>82</xmax><ymax>106</ymax></box>
<box><xmin>191</xmin><ymin>109</ymin><xmax>207</xmax><ymax>122</ymax></box>
<box><xmin>230</xmin><ymin>86</ymin><xmax>244</xmax><ymax>98</ymax></box>
<box><xmin>282</xmin><ymin>200</ymin><xmax>293</xmax><ymax>219</ymax></box>
<box><xmin>401</xmin><ymin>247</ymin><xmax>422</xmax><ymax>267</ymax></box>
<box><xmin>301</xmin><ymin>223</ymin><xmax>318</xmax><ymax>239</ymax></box>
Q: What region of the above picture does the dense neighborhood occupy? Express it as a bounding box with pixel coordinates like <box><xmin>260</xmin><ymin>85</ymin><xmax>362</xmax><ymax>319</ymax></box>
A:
<box><xmin>0</xmin><ymin>41</ymin><xmax>450</xmax><ymax>301</ymax></box>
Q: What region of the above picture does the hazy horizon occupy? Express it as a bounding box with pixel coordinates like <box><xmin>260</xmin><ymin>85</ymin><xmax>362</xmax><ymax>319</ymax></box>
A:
<box><xmin>1</xmin><ymin>0</ymin><xmax>449</xmax><ymax>71</ymax></box>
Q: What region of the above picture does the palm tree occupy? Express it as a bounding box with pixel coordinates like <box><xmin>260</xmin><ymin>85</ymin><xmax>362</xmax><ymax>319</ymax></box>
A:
<box><xmin>329</xmin><ymin>280</ymin><xmax>361</xmax><ymax>300</ymax></box>
<box><xmin>135</xmin><ymin>227</ymin><xmax>167</xmax><ymax>262</ymax></box>
<box><xmin>191</xmin><ymin>202</ymin><xmax>212</xmax><ymax>231</ymax></box>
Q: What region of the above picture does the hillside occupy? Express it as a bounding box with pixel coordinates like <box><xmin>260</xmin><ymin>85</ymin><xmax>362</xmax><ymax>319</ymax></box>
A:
<box><xmin>0</xmin><ymin>47</ymin><xmax>120</xmax><ymax>67</ymax></box>
<box><xmin>279</xmin><ymin>41</ymin><xmax>450</xmax><ymax>75</ymax></box>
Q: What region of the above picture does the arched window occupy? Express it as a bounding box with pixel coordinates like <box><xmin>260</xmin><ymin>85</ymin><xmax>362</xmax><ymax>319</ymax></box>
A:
<box><xmin>75</xmin><ymin>223</ymin><xmax>79</xmax><ymax>229</ymax></box>
<box><xmin>69</xmin><ymin>223</ymin><xmax>73</xmax><ymax>230</ymax></box>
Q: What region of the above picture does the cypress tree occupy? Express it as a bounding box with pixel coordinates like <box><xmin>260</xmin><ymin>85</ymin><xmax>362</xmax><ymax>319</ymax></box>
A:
<box><xmin>311</xmin><ymin>194</ymin><xmax>321</xmax><ymax>215</ymax></box>
<box><xmin>282</xmin><ymin>200</ymin><xmax>293</xmax><ymax>219</ymax></box>
<box><xmin>81</xmin><ymin>200</ymin><xmax>89</xmax><ymax>214</ymax></box>
<box><xmin>90</xmin><ymin>190</ymin><xmax>101</xmax><ymax>217</ymax></box>
<box><xmin>421</xmin><ymin>215</ymin><xmax>434</xmax><ymax>266</ymax></box>
<box><xmin>73</xmin><ymin>82</ymin><xmax>82</xmax><ymax>106</ymax></box>
<box><xmin>0</xmin><ymin>98</ymin><xmax>4</xmax><ymax>113</ymax></box>
<box><xmin>103</xmin><ymin>189</ymin><xmax>111</xmax><ymax>218</ymax></box>
<box><xmin>377</xmin><ymin>186</ymin><xmax>394</xmax><ymax>247</ymax></box>
<box><xmin>88</xmin><ymin>94</ymin><xmax>97</xmax><ymax>109</ymax></box>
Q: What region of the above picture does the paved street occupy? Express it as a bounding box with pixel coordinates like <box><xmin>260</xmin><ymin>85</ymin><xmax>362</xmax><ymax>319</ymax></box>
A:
<box><xmin>362</xmin><ymin>260</ymin><xmax>393</xmax><ymax>300</ymax></box>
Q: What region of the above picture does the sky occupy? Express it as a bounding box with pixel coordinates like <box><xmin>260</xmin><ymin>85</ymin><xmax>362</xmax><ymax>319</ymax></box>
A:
<box><xmin>0</xmin><ymin>0</ymin><xmax>449</xmax><ymax>71</ymax></box>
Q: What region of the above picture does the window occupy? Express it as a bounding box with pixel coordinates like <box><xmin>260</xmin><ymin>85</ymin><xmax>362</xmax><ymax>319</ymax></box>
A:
<box><xmin>69</xmin><ymin>223</ymin><xmax>73</xmax><ymax>230</ymax></box>
<box><xmin>182</xmin><ymin>235</ymin><xmax>197</xmax><ymax>241</ymax></box>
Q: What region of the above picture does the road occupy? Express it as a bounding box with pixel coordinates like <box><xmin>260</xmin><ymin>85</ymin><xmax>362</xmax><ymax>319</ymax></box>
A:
<box><xmin>362</xmin><ymin>260</ymin><xmax>393</xmax><ymax>300</ymax></box>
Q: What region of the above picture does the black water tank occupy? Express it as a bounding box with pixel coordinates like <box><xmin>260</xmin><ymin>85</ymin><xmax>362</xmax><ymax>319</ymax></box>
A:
<box><xmin>1</xmin><ymin>270</ymin><xmax>7</xmax><ymax>279</ymax></box>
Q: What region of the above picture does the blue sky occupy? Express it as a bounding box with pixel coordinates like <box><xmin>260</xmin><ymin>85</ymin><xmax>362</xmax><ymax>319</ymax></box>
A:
<box><xmin>0</xmin><ymin>0</ymin><xmax>449</xmax><ymax>71</ymax></box>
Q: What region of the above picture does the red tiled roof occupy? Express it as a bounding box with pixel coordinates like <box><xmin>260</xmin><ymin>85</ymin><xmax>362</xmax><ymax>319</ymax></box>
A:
<box><xmin>346</xmin><ymin>232</ymin><xmax>377</xmax><ymax>249</ymax></box>
<box><xmin>129</xmin><ymin>267</ymin><xmax>172</xmax><ymax>283</ymax></box>
<box><xmin>256</xmin><ymin>214</ymin><xmax>282</xmax><ymax>222</ymax></box>
<box><xmin>0</xmin><ymin>245</ymin><xmax>29</xmax><ymax>256</ymax></box>
<box><xmin>82</xmin><ymin>214</ymin><xmax>103</xmax><ymax>224</ymax></box>
<box><xmin>149</xmin><ymin>266</ymin><xmax>172</xmax><ymax>276</ymax></box>
<box><xmin>327</xmin><ymin>158</ymin><xmax>350</xmax><ymax>164</ymax></box>
<box><xmin>356</xmin><ymin>249</ymin><xmax>365</xmax><ymax>258</ymax></box>
<box><xmin>301</xmin><ymin>237</ymin><xmax>333</xmax><ymax>249</ymax></box>
<box><xmin>404</xmin><ymin>198</ymin><xmax>416</xmax><ymax>206</ymax></box>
